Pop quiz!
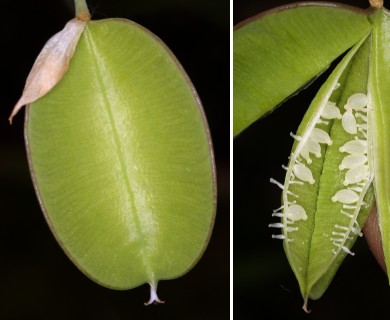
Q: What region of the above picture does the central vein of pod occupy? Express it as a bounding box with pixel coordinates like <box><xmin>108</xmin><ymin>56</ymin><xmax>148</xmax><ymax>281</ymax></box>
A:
<box><xmin>83</xmin><ymin>27</ymin><xmax>155</xmax><ymax>282</ymax></box>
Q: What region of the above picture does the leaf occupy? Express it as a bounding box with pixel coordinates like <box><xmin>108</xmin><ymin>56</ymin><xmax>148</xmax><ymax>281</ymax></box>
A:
<box><xmin>370</xmin><ymin>8</ymin><xmax>390</xmax><ymax>278</ymax></box>
<box><xmin>9</xmin><ymin>18</ymin><xmax>87</xmax><ymax>123</ymax></box>
<box><xmin>269</xmin><ymin>35</ymin><xmax>374</xmax><ymax>310</ymax></box>
<box><xmin>24</xmin><ymin>18</ymin><xmax>216</xmax><ymax>303</ymax></box>
<box><xmin>233</xmin><ymin>3</ymin><xmax>371</xmax><ymax>136</ymax></box>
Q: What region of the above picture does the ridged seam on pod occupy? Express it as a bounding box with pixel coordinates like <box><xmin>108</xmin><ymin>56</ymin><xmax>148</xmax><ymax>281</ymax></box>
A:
<box><xmin>9</xmin><ymin>18</ymin><xmax>88</xmax><ymax>123</ymax></box>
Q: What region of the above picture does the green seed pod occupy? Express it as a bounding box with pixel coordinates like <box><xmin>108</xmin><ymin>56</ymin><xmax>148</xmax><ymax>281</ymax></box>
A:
<box><xmin>234</xmin><ymin>0</ymin><xmax>390</xmax><ymax>312</ymax></box>
<box><xmin>11</xmin><ymin>0</ymin><xmax>216</xmax><ymax>304</ymax></box>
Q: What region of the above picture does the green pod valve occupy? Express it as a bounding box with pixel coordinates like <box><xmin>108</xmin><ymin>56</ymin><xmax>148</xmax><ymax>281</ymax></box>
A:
<box><xmin>12</xmin><ymin>0</ymin><xmax>216</xmax><ymax>304</ymax></box>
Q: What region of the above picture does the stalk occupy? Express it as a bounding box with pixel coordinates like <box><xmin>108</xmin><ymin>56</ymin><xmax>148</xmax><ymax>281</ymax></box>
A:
<box><xmin>75</xmin><ymin>0</ymin><xmax>91</xmax><ymax>21</ymax></box>
<box><xmin>369</xmin><ymin>0</ymin><xmax>384</xmax><ymax>9</ymax></box>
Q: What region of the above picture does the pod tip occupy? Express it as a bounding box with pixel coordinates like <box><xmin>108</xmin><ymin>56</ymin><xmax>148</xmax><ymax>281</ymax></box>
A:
<box><xmin>144</xmin><ymin>282</ymin><xmax>165</xmax><ymax>306</ymax></box>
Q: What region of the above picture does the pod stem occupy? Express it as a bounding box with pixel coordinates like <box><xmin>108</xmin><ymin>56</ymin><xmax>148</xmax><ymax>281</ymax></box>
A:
<box><xmin>75</xmin><ymin>0</ymin><xmax>91</xmax><ymax>21</ymax></box>
<box><xmin>369</xmin><ymin>0</ymin><xmax>383</xmax><ymax>8</ymax></box>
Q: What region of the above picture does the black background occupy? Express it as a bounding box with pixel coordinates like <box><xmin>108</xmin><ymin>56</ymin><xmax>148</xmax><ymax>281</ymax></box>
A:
<box><xmin>0</xmin><ymin>0</ymin><xmax>229</xmax><ymax>319</ymax></box>
<box><xmin>234</xmin><ymin>0</ymin><xmax>390</xmax><ymax>319</ymax></box>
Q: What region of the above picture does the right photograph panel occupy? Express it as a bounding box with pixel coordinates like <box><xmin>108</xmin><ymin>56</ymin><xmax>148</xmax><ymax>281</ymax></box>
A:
<box><xmin>234</xmin><ymin>0</ymin><xmax>390</xmax><ymax>317</ymax></box>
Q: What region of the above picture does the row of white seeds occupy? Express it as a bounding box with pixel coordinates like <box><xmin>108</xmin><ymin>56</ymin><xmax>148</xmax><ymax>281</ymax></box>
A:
<box><xmin>329</xmin><ymin>93</ymin><xmax>369</xmax><ymax>255</ymax></box>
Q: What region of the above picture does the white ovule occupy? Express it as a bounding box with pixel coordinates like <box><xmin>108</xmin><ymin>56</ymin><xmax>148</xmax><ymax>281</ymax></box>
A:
<box><xmin>293</xmin><ymin>163</ymin><xmax>315</xmax><ymax>184</ymax></box>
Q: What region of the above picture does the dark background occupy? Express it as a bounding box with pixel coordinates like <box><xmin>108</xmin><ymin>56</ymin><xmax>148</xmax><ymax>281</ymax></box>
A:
<box><xmin>0</xmin><ymin>0</ymin><xmax>229</xmax><ymax>319</ymax></box>
<box><xmin>234</xmin><ymin>0</ymin><xmax>390</xmax><ymax>319</ymax></box>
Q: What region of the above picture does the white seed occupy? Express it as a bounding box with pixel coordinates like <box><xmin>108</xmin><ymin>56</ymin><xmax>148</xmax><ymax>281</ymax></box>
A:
<box><xmin>293</xmin><ymin>163</ymin><xmax>315</xmax><ymax>184</ymax></box>
<box><xmin>344</xmin><ymin>93</ymin><xmax>368</xmax><ymax>111</ymax></box>
<box><xmin>306</xmin><ymin>138</ymin><xmax>322</xmax><ymax>157</ymax></box>
<box><xmin>272</xmin><ymin>234</ymin><xmax>285</xmax><ymax>240</ymax></box>
<box><xmin>332</xmin><ymin>189</ymin><xmax>359</xmax><ymax>204</ymax></box>
<box><xmin>285</xmin><ymin>204</ymin><xmax>307</xmax><ymax>221</ymax></box>
<box><xmin>339</xmin><ymin>154</ymin><xmax>367</xmax><ymax>170</ymax></box>
<box><xmin>333</xmin><ymin>82</ymin><xmax>341</xmax><ymax>90</ymax></box>
<box><xmin>311</xmin><ymin>128</ymin><xmax>332</xmax><ymax>145</ymax></box>
<box><xmin>343</xmin><ymin>165</ymin><xmax>369</xmax><ymax>186</ymax></box>
<box><xmin>339</xmin><ymin>139</ymin><xmax>367</xmax><ymax>154</ymax></box>
<box><xmin>299</xmin><ymin>146</ymin><xmax>312</xmax><ymax>164</ymax></box>
<box><xmin>322</xmin><ymin>101</ymin><xmax>342</xmax><ymax>119</ymax></box>
<box><xmin>300</xmin><ymin>138</ymin><xmax>322</xmax><ymax>164</ymax></box>
<box><xmin>341</xmin><ymin>109</ymin><xmax>357</xmax><ymax>134</ymax></box>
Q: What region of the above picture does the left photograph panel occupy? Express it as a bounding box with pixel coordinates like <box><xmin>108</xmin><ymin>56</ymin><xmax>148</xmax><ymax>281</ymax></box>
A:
<box><xmin>0</xmin><ymin>0</ymin><xmax>229</xmax><ymax>318</ymax></box>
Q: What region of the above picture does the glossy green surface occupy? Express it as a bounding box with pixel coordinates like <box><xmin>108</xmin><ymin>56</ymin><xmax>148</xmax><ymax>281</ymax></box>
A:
<box><xmin>25</xmin><ymin>19</ymin><xmax>216</xmax><ymax>289</ymax></box>
<box><xmin>370</xmin><ymin>8</ymin><xmax>390</xmax><ymax>278</ymax></box>
<box><xmin>233</xmin><ymin>4</ymin><xmax>371</xmax><ymax>136</ymax></box>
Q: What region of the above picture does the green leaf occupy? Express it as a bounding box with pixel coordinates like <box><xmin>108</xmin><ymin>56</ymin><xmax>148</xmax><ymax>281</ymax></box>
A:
<box><xmin>269</xmin><ymin>35</ymin><xmax>374</xmax><ymax>310</ymax></box>
<box><xmin>25</xmin><ymin>18</ymin><xmax>216</xmax><ymax>302</ymax></box>
<box><xmin>370</xmin><ymin>8</ymin><xmax>390</xmax><ymax>278</ymax></box>
<box><xmin>233</xmin><ymin>3</ymin><xmax>371</xmax><ymax>136</ymax></box>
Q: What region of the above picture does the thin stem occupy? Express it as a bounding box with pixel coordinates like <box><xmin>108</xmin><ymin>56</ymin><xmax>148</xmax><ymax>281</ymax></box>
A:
<box><xmin>75</xmin><ymin>0</ymin><xmax>91</xmax><ymax>21</ymax></box>
<box><xmin>369</xmin><ymin>0</ymin><xmax>384</xmax><ymax>8</ymax></box>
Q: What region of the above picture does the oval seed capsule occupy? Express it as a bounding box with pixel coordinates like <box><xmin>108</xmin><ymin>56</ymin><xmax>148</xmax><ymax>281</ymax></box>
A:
<box><xmin>343</xmin><ymin>165</ymin><xmax>369</xmax><ymax>186</ymax></box>
<box><xmin>339</xmin><ymin>139</ymin><xmax>367</xmax><ymax>154</ymax></box>
<box><xmin>341</xmin><ymin>109</ymin><xmax>357</xmax><ymax>134</ymax></box>
<box><xmin>293</xmin><ymin>163</ymin><xmax>315</xmax><ymax>184</ymax></box>
<box><xmin>285</xmin><ymin>204</ymin><xmax>307</xmax><ymax>221</ymax></box>
<box><xmin>321</xmin><ymin>101</ymin><xmax>342</xmax><ymax>119</ymax></box>
<box><xmin>339</xmin><ymin>154</ymin><xmax>367</xmax><ymax>170</ymax></box>
<box><xmin>344</xmin><ymin>92</ymin><xmax>368</xmax><ymax>111</ymax></box>
<box><xmin>20</xmin><ymin>1</ymin><xmax>216</xmax><ymax>303</ymax></box>
<box><xmin>311</xmin><ymin>128</ymin><xmax>332</xmax><ymax>145</ymax></box>
<box><xmin>331</xmin><ymin>189</ymin><xmax>359</xmax><ymax>204</ymax></box>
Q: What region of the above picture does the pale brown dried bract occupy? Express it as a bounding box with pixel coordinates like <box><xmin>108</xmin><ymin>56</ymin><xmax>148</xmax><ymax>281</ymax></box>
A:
<box><xmin>9</xmin><ymin>18</ymin><xmax>87</xmax><ymax>123</ymax></box>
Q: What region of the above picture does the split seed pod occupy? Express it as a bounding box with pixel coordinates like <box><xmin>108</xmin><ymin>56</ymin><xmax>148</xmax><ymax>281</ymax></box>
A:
<box><xmin>11</xmin><ymin>1</ymin><xmax>216</xmax><ymax>304</ymax></box>
<box><xmin>234</xmin><ymin>0</ymin><xmax>390</xmax><ymax>311</ymax></box>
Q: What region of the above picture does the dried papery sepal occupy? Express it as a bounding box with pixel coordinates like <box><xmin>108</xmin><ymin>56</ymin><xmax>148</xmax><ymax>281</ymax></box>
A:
<box><xmin>9</xmin><ymin>18</ymin><xmax>87</xmax><ymax>123</ymax></box>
